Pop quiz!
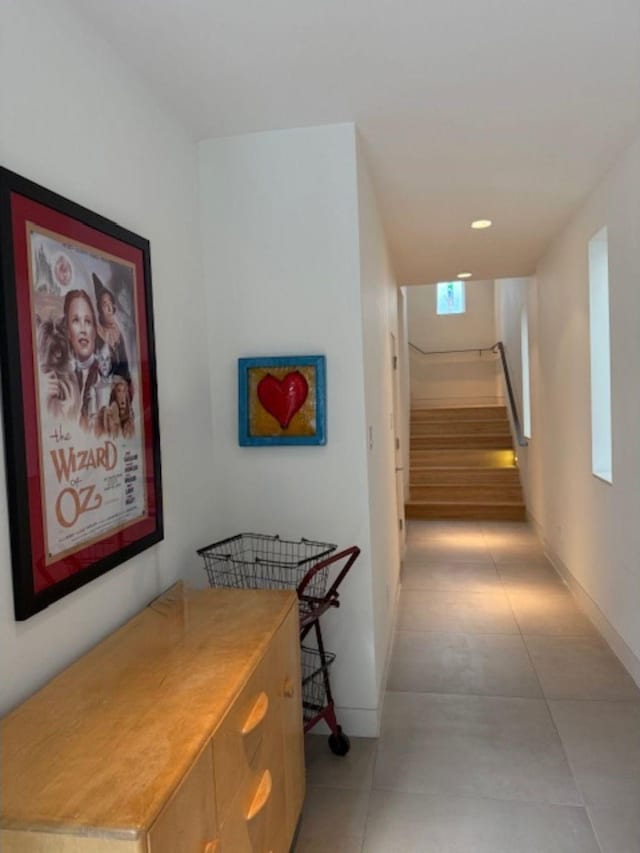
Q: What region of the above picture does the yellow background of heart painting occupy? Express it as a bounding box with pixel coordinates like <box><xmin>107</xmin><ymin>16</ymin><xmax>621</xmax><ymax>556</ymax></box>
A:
<box><xmin>248</xmin><ymin>365</ymin><xmax>317</xmax><ymax>437</ymax></box>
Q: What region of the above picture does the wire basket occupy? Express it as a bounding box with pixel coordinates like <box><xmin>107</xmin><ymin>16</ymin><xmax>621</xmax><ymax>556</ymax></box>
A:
<box><xmin>301</xmin><ymin>646</ymin><xmax>335</xmax><ymax>722</ymax></box>
<box><xmin>197</xmin><ymin>533</ymin><xmax>337</xmax><ymax>598</ymax></box>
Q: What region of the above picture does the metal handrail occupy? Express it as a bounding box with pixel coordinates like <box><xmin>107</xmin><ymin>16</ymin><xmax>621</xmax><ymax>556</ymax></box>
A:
<box><xmin>492</xmin><ymin>342</ymin><xmax>528</xmax><ymax>447</ymax></box>
<box><xmin>409</xmin><ymin>342</ymin><xmax>495</xmax><ymax>356</ymax></box>
<box><xmin>409</xmin><ymin>340</ymin><xmax>528</xmax><ymax>447</ymax></box>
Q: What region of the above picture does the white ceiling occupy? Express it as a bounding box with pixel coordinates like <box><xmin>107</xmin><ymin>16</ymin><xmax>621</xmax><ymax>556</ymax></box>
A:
<box><xmin>71</xmin><ymin>0</ymin><xmax>640</xmax><ymax>286</ymax></box>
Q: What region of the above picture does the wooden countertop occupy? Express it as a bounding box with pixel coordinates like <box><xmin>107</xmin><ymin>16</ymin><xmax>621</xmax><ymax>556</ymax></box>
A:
<box><xmin>1</xmin><ymin>584</ymin><xmax>297</xmax><ymax>837</ymax></box>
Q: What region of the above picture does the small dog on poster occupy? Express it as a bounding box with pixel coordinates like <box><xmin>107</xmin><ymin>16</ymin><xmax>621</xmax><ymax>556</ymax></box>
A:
<box><xmin>36</xmin><ymin>314</ymin><xmax>79</xmax><ymax>421</ymax></box>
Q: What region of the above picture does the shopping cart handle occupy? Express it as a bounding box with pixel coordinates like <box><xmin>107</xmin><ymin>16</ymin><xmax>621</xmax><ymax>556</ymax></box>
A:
<box><xmin>297</xmin><ymin>545</ymin><xmax>360</xmax><ymax>600</ymax></box>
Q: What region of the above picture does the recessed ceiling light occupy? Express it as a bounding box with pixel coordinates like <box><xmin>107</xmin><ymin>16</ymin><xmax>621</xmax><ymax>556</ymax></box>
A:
<box><xmin>457</xmin><ymin>272</ymin><xmax>472</xmax><ymax>279</ymax></box>
<box><xmin>471</xmin><ymin>219</ymin><xmax>492</xmax><ymax>229</ymax></box>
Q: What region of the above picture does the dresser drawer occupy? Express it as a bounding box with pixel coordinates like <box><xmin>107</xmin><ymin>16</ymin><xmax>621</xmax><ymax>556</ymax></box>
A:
<box><xmin>217</xmin><ymin>736</ymin><xmax>287</xmax><ymax>853</ymax></box>
<box><xmin>212</xmin><ymin>642</ymin><xmax>282</xmax><ymax>824</ymax></box>
<box><xmin>271</xmin><ymin>605</ymin><xmax>304</xmax><ymax>840</ymax></box>
<box><xmin>148</xmin><ymin>744</ymin><xmax>218</xmax><ymax>853</ymax></box>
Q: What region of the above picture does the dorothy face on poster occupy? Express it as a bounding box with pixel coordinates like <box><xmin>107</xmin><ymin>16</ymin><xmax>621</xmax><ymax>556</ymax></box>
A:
<box><xmin>30</xmin><ymin>226</ymin><xmax>146</xmax><ymax>562</ymax></box>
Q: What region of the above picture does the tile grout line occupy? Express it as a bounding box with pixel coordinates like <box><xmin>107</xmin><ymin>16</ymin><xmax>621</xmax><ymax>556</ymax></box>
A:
<box><xmin>482</xmin><ymin>530</ymin><xmax>547</xmax><ymax>700</ymax></box>
<box><xmin>384</xmin><ymin>687</ymin><xmax>543</xmax><ymax>702</ymax></box>
<box><xmin>372</xmin><ymin>521</ymin><xmax>607</xmax><ymax>852</ymax></box>
<box><xmin>358</xmin><ymin>773</ymin><xmax>377</xmax><ymax>853</ymax></box>
<box><xmin>368</xmin><ymin>778</ymin><xmax>597</xmax><ymax>811</ymax></box>
<box><xmin>359</xmin><ymin>570</ymin><xmax>395</xmax><ymax>853</ymax></box>
<box><xmin>487</xmin><ymin>524</ymin><xmax>606</xmax><ymax>853</ymax></box>
<box><xmin>536</xmin><ymin>704</ymin><xmax>606</xmax><ymax>853</ymax></box>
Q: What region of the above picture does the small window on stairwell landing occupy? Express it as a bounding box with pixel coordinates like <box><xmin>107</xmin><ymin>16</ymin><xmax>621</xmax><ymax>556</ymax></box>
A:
<box><xmin>521</xmin><ymin>306</ymin><xmax>532</xmax><ymax>440</ymax></box>
<box><xmin>436</xmin><ymin>282</ymin><xmax>466</xmax><ymax>315</ymax></box>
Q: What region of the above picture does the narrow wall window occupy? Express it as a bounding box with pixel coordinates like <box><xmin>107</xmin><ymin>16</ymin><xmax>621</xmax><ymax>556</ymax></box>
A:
<box><xmin>436</xmin><ymin>282</ymin><xmax>465</xmax><ymax>315</ymax></box>
<box><xmin>520</xmin><ymin>307</ymin><xmax>531</xmax><ymax>439</ymax></box>
<box><xmin>588</xmin><ymin>227</ymin><xmax>612</xmax><ymax>483</ymax></box>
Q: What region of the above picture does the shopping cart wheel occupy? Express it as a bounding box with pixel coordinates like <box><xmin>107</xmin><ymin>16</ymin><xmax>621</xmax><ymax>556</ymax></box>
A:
<box><xmin>328</xmin><ymin>726</ymin><xmax>350</xmax><ymax>756</ymax></box>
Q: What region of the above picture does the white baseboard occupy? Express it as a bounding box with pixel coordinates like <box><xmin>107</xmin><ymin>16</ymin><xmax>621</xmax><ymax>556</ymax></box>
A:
<box><xmin>529</xmin><ymin>514</ymin><xmax>640</xmax><ymax>688</ymax></box>
<box><xmin>306</xmin><ymin>706</ymin><xmax>380</xmax><ymax>738</ymax></box>
<box><xmin>374</xmin><ymin>578</ymin><xmax>402</xmax><ymax>729</ymax></box>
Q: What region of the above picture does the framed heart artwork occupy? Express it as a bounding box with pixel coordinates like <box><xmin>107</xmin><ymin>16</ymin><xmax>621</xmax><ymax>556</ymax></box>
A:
<box><xmin>238</xmin><ymin>355</ymin><xmax>326</xmax><ymax>446</ymax></box>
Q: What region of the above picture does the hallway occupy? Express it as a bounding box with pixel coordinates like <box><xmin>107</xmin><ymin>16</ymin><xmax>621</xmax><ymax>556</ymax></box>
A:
<box><xmin>295</xmin><ymin>520</ymin><xmax>640</xmax><ymax>852</ymax></box>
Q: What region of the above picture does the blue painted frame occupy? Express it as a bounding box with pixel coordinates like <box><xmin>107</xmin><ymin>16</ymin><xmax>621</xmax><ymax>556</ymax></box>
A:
<box><xmin>238</xmin><ymin>355</ymin><xmax>326</xmax><ymax>446</ymax></box>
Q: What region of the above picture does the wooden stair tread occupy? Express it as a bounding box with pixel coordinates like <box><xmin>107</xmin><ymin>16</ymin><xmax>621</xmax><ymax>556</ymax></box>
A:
<box><xmin>410</xmin><ymin>486</ymin><xmax>523</xmax><ymax>499</ymax></box>
<box><xmin>412</xmin><ymin>440</ymin><xmax>512</xmax><ymax>448</ymax></box>
<box><xmin>410</xmin><ymin>469</ymin><xmax>520</xmax><ymax>488</ymax></box>
<box><xmin>410</xmin><ymin>458</ymin><xmax>516</xmax><ymax>463</ymax></box>
<box><xmin>413</xmin><ymin>418</ymin><xmax>509</xmax><ymax>422</ymax></box>
<box><xmin>410</xmin><ymin>465</ymin><xmax>518</xmax><ymax>471</ymax></box>
<box><xmin>413</xmin><ymin>443</ymin><xmax>513</xmax><ymax>450</ymax></box>
<box><xmin>412</xmin><ymin>430</ymin><xmax>511</xmax><ymax>435</ymax></box>
<box><xmin>407</xmin><ymin>499</ymin><xmax>525</xmax><ymax>507</ymax></box>
<box><xmin>405</xmin><ymin>504</ymin><xmax>526</xmax><ymax>521</ymax></box>
<box><xmin>408</xmin><ymin>404</ymin><xmax>524</xmax><ymax>521</ymax></box>
<box><xmin>413</xmin><ymin>439</ymin><xmax>510</xmax><ymax>446</ymax></box>
<box><xmin>411</xmin><ymin>406</ymin><xmax>507</xmax><ymax>417</ymax></box>
<box><xmin>411</xmin><ymin>418</ymin><xmax>510</xmax><ymax>425</ymax></box>
<box><xmin>413</xmin><ymin>429</ymin><xmax>511</xmax><ymax>439</ymax></box>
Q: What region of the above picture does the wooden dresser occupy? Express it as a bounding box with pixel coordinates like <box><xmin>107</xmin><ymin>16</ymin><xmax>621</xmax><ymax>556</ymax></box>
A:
<box><xmin>1</xmin><ymin>584</ymin><xmax>305</xmax><ymax>852</ymax></box>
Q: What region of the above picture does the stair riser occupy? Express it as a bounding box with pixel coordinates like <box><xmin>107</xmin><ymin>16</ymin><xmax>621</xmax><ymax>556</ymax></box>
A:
<box><xmin>408</xmin><ymin>406</ymin><xmax>524</xmax><ymax>521</ymax></box>
<box><xmin>410</xmin><ymin>449</ymin><xmax>516</xmax><ymax>467</ymax></box>
<box><xmin>411</xmin><ymin>407</ymin><xmax>508</xmax><ymax>422</ymax></box>
<box><xmin>412</xmin><ymin>435</ymin><xmax>513</xmax><ymax>450</ymax></box>
<box><xmin>411</xmin><ymin>421</ymin><xmax>510</xmax><ymax>436</ymax></box>
<box><xmin>410</xmin><ymin>468</ymin><xmax>520</xmax><ymax>485</ymax></box>
<box><xmin>406</xmin><ymin>503</ymin><xmax>527</xmax><ymax>522</ymax></box>
<box><xmin>410</xmin><ymin>485</ymin><xmax>523</xmax><ymax>502</ymax></box>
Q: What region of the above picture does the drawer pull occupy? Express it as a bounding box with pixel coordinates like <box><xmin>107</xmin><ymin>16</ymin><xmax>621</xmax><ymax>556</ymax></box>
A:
<box><xmin>241</xmin><ymin>691</ymin><xmax>269</xmax><ymax>735</ymax></box>
<box><xmin>283</xmin><ymin>676</ymin><xmax>295</xmax><ymax>699</ymax></box>
<box><xmin>246</xmin><ymin>769</ymin><xmax>272</xmax><ymax>822</ymax></box>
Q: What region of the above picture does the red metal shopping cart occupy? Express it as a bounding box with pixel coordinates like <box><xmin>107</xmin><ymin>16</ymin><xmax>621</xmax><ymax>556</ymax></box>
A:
<box><xmin>197</xmin><ymin>533</ymin><xmax>360</xmax><ymax>755</ymax></box>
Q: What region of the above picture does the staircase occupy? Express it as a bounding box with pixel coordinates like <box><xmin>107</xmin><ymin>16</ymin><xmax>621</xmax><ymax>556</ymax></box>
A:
<box><xmin>406</xmin><ymin>405</ymin><xmax>526</xmax><ymax>521</ymax></box>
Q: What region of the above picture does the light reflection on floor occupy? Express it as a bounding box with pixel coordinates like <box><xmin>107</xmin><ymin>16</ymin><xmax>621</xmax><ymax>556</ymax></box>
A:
<box><xmin>296</xmin><ymin>519</ymin><xmax>640</xmax><ymax>853</ymax></box>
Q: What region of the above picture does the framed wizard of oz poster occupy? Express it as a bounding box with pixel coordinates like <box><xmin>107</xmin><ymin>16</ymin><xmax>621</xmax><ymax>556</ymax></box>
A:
<box><xmin>238</xmin><ymin>355</ymin><xmax>327</xmax><ymax>446</ymax></box>
<box><xmin>0</xmin><ymin>167</ymin><xmax>163</xmax><ymax>620</ymax></box>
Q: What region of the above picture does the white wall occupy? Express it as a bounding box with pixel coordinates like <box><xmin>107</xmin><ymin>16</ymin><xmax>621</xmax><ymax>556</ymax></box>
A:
<box><xmin>0</xmin><ymin>0</ymin><xmax>217</xmax><ymax>713</ymax></box>
<box><xmin>409</xmin><ymin>280</ymin><xmax>497</xmax><ymax>352</ymax></box>
<box><xmin>0</xmin><ymin>11</ymin><xmax>399</xmax><ymax>730</ymax></box>
<box><xmin>407</xmin><ymin>280</ymin><xmax>500</xmax><ymax>405</ymax></box>
<box><xmin>527</xmin><ymin>132</ymin><xmax>640</xmax><ymax>683</ymax></box>
<box><xmin>198</xmin><ymin>123</ymin><xmax>395</xmax><ymax>733</ymax></box>
<box><xmin>495</xmin><ymin>279</ymin><xmax>527</xmax><ymax>404</ymax></box>
<box><xmin>355</xmin><ymin>138</ymin><xmax>401</xmax><ymax>700</ymax></box>
<box><xmin>494</xmin><ymin>276</ymin><xmax>538</xmax><ymax>504</ymax></box>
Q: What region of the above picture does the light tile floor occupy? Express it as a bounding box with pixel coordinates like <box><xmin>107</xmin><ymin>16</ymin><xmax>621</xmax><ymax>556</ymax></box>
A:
<box><xmin>294</xmin><ymin>520</ymin><xmax>640</xmax><ymax>853</ymax></box>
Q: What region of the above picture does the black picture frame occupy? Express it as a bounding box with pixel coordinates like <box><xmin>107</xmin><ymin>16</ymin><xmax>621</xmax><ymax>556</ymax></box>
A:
<box><xmin>0</xmin><ymin>167</ymin><xmax>163</xmax><ymax>620</ymax></box>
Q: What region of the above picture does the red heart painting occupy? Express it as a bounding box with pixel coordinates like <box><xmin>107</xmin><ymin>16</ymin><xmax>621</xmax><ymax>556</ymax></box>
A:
<box><xmin>257</xmin><ymin>371</ymin><xmax>309</xmax><ymax>429</ymax></box>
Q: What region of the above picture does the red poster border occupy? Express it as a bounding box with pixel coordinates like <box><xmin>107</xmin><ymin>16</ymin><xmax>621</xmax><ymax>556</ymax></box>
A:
<box><xmin>0</xmin><ymin>168</ymin><xmax>163</xmax><ymax>619</ymax></box>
